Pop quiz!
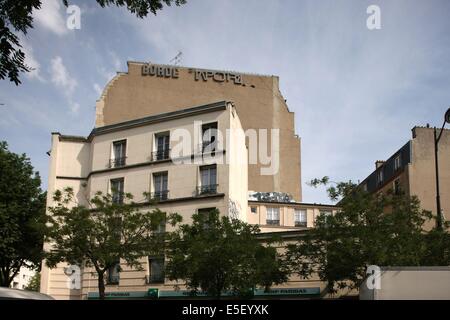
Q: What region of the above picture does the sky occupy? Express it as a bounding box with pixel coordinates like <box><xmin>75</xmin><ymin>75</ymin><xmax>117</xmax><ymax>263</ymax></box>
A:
<box><xmin>0</xmin><ymin>0</ymin><xmax>449</xmax><ymax>204</ymax></box>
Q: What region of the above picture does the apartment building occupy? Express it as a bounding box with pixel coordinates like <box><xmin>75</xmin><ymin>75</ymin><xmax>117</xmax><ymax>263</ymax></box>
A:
<box><xmin>41</xmin><ymin>101</ymin><xmax>249</xmax><ymax>299</ymax></box>
<box><xmin>10</xmin><ymin>266</ymin><xmax>36</xmax><ymax>290</ymax></box>
<box><xmin>358</xmin><ymin>126</ymin><xmax>450</xmax><ymax>230</ymax></box>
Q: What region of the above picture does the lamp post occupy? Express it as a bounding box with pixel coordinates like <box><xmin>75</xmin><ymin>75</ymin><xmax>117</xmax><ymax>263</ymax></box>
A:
<box><xmin>434</xmin><ymin>108</ymin><xmax>450</xmax><ymax>230</ymax></box>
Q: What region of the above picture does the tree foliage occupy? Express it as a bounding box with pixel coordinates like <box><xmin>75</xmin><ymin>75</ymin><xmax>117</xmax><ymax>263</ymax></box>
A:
<box><xmin>165</xmin><ymin>209</ymin><xmax>289</xmax><ymax>299</ymax></box>
<box><xmin>25</xmin><ymin>271</ymin><xmax>40</xmax><ymax>291</ymax></box>
<box><xmin>0</xmin><ymin>0</ymin><xmax>187</xmax><ymax>85</ymax></box>
<box><xmin>45</xmin><ymin>187</ymin><xmax>181</xmax><ymax>299</ymax></box>
<box><xmin>286</xmin><ymin>177</ymin><xmax>449</xmax><ymax>295</ymax></box>
<box><xmin>0</xmin><ymin>141</ymin><xmax>47</xmax><ymax>287</ymax></box>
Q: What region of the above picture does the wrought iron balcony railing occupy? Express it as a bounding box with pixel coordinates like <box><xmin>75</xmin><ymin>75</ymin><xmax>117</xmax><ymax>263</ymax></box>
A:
<box><xmin>151</xmin><ymin>149</ymin><xmax>170</xmax><ymax>161</ymax></box>
<box><xmin>196</xmin><ymin>184</ymin><xmax>218</xmax><ymax>196</ymax></box>
<box><xmin>199</xmin><ymin>141</ymin><xmax>217</xmax><ymax>154</ymax></box>
<box><xmin>107</xmin><ymin>275</ymin><xmax>120</xmax><ymax>285</ymax></box>
<box><xmin>109</xmin><ymin>157</ymin><xmax>127</xmax><ymax>168</ymax></box>
<box><xmin>295</xmin><ymin>221</ymin><xmax>307</xmax><ymax>227</ymax></box>
<box><xmin>112</xmin><ymin>193</ymin><xmax>124</xmax><ymax>204</ymax></box>
<box><xmin>266</xmin><ymin>219</ymin><xmax>280</xmax><ymax>226</ymax></box>
<box><xmin>148</xmin><ymin>190</ymin><xmax>169</xmax><ymax>201</ymax></box>
<box><xmin>145</xmin><ymin>273</ymin><xmax>165</xmax><ymax>284</ymax></box>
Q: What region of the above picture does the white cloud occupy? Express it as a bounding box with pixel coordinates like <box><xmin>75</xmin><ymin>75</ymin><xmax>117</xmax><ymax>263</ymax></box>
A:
<box><xmin>33</xmin><ymin>0</ymin><xmax>67</xmax><ymax>36</ymax></box>
<box><xmin>93</xmin><ymin>83</ymin><xmax>102</xmax><ymax>96</ymax></box>
<box><xmin>50</xmin><ymin>56</ymin><xmax>77</xmax><ymax>95</ymax></box>
<box><xmin>98</xmin><ymin>66</ymin><xmax>116</xmax><ymax>82</ymax></box>
<box><xmin>20</xmin><ymin>39</ymin><xmax>44</xmax><ymax>82</ymax></box>
<box><xmin>70</xmin><ymin>101</ymin><xmax>80</xmax><ymax>114</ymax></box>
<box><xmin>50</xmin><ymin>56</ymin><xmax>80</xmax><ymax>114</ymax></box>
<box><xmin>109</xmin><ymin>51</ymin><xmax>121</xmax><ymax>70</ymax></box>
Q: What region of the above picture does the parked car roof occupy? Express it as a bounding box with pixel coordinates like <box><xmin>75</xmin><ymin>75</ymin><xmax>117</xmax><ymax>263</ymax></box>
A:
<box><xmin>0</xmin><ymin>287</ymin><xmax>54</xmax><ymax>300</ymax></box>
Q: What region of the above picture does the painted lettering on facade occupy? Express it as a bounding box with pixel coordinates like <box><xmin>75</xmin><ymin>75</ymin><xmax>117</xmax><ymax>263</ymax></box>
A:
<box><xmin>141</xmin><ymin>64</ymin><xmax>179</xmax><ymax>78</ymax></box>
<box><xmin>191</xmin><ymin>69</ymin><xmax>243</xmax><ymax>85</ymax></box>
<box><xmin>140</xmin><ymin>64</ymin><xmax>244</xmax><ymax>85</ymax></box>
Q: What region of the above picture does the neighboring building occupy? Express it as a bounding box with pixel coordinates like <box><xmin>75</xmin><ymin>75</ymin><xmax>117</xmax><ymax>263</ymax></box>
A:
<box><xmin>247</xmin><ymin>191</ymin><xmax>337</xmax><ymax>232</ymax></box>
<box><xmin>358</xmin><ymin>126</ymin><xmax>450</xmax><ymax>230</ymax></box>
<box><xmin>10</xmin><ymin>266</ymin><xmax>36</xmax><ymax>290</ymax></box>
<box><xmin>360</xmin><ymin>267</ymin><xmax>450</xmax><ymax>300</ymax></box>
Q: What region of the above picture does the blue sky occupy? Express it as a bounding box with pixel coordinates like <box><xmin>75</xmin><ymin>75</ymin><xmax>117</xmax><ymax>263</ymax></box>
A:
<box><xmin>0</xmin><ymin>0</ymin><xmax>449</xmax><ymax>203</ymax></box>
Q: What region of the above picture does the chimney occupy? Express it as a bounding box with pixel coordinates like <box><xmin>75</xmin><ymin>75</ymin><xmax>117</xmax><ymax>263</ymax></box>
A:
<box><xmin>375</xmin><ymin>160</ymin><xmax>385</xmax><ymax>169</ymax></box>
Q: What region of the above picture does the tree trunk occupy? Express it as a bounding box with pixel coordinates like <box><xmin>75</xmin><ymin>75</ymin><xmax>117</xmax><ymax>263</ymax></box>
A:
<box><xmin>97</xmin><ymin>272</ymin><xmax>106</xmax><ymax>300</ymax></box>
<box><xmin>0</xmin><ymin>267</ymin><xmax>10</xmax><ymax>287</ymax></box>
<box><xmin>0</xmin><ymin>265</ymin><xmax>17</xmax><ymax>287</ymax></box>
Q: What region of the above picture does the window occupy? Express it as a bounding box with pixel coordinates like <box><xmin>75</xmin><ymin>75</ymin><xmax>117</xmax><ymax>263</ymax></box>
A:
<box><xmin>201</xmin><ymin>122</ymin><xmax>218</xmax><ymax>153</ymax></box>
<box><xmin>320</xmin><ymin>210</ymin><xmax>332</xmax><ymax>216</ymax></box>
<box><xmin>377</xmin><ymin>168</ymin><xmax>384</xmax><ymax>185</ymax></box>
<box><xmin>294</xmin><ymin>209</ymin><xmax>307</xmax><ymax>227</ymax></box>
<box><xmin>198</xmin><ymin>207</ymin><xmax>217</xmax><ymax>229</ymax></box>
<box><xmin>110</xmin><ymin>178</ymin><xmax>124</xmax><ymax>204</ymax></box>
<box><xmin>394</xmin><ymin>154</ymin><xmax>401</xmax><ymax>171</ymax></box>
<box><xmin>155</xmin><ymin>219</ymin><xmax>166</xmax><ymax>234</ymax></box>
<box><xmin>152</xmin><ymin>172</ymin><xmax>168</xmax><ymax>200</ymax></box>
<box><xmin>266</xmin><ymin>207</ymin><xmax>280</xmax><ymax>225</ymax></box>
<box><xmin>153</xmin><ymin>132</ymin><xmax>170</xmax><ymax>161</ymax></box>
<box><xmin>111</xmin><ymin>140</ymin><xmax>126</xmax><ymax>167</ymax></box>
<box><xmin>107</xmin><ymin>261</ymin><xmax>120</xmax><ymax>285</ymax></box>
<box><xmin>319</xmin><ymin>210</ymin><xmax>332</xmax><ymax>225</ymax></box>
<box><xmin>109</xmin><ymin>216</ymin><xmax>122</xmax><ymax>241</ymax></box>
<box><xmin>393</xmin><ymin>179</ymin><xmax>401</xmax><ymax>195</ymax></box>
<box><xmin>250</xmin><ymin>206</ymin><xmax>257</xmax><ymax>214</ymax></box>
<box><xmin>147</xmin><ymin>257</ymin><xmax>165</xmax><ymax>283</ymax></box>
<box><xmin>198</xmin><ymin>165</ymin><xmax>217</xmax><ymax>195</ymax></box>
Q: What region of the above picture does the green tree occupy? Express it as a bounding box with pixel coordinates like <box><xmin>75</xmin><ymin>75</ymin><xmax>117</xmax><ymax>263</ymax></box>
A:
<box><xmin>0</xmin><ymin>0</ymin><xmax>187</xmax><ymax>85</ymax></box>
<box><xmin>0</xmin><ymin>141</ymin><xmax>47</xmax><ymax>287</ymax></box>
<box><xmin>165</xmin><ymin>209</ymin><xmax>288</xmax><ymax>299</ymax></box>
<box><xmin>25</xmin><ymin>271</ymin><xmax>40</xmax><ymax>291</ymax></box>
<box><xmin>45</xmin><ymin>187</ymin><xmax>181</xmax><ymax>299</ymax></box>
<box><xmin>286</xmin><ymin>177</ymin><xmax>443</xmax><ymax>295</ymax></box>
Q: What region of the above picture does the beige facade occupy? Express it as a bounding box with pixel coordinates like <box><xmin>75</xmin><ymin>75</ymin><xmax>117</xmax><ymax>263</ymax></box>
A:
<box><xmin>247</xmin><ymin>201</ymin><xmax>337</xmax><ymax>233</ymax></box>
<box><xmin>359</xmin><ymin>126</ymin><xmax>450</xmax><ymax>230</ymax></box>
<box><xmin>41</xmin><ymin>101</ymin><xmax>249</xmax><ymax>299</ymax></box>
<box><xmin>95</xmin><ymin>62</ymin><xmax>301</xmax><ymax>201</ymax></box>
<box><xmin>360</xmin><ymin>267</ymin><xmax>450</xmax><ymax>300</ymax></box>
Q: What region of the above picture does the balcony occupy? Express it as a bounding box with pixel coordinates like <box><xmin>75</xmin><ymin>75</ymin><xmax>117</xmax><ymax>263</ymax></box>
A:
<box><xmin>109</xmin><ymin>157</ymin><xmax>127</xmax><ymax>168</ymax></box>
<box><xmin>196</xmin><ymin>184</ymin><xmax>218</xmax><ymax>196</ymax></box>
<box><xmin>145</xmin><ymin>274</ymin><xmax>165</xmax><ymax>284</ymax></box>
<box><xmin>199</xmin><ymin>141</ymin><xmax>217</xmax><ymax>154</ymax></box>
<box><xmin>148</xmin><ymin>190</ymin><xmax>169</xmax><ymax>201</ymax></box>
<box><xmin>107</xmin><ymin>274</ymin><xmax>120</xmax><ymax>285</ymax></box>
<box><xmin>266</xmin><ymin>220</ymin><xmax>280</xmax><ymax>226</ymax></box>
<box><xmin>295</xmin><ymin>221</ymin><xmax>307</xmax><ymax>227</ymax></box>
<box><xmin>151</xmin><ymin>149</ymin><xmax>170</xmax><ymax>162</ymax></box>
<box><xmin>112</xmin><ymin>193</ymin><xmax>124</xmax><ymax>204</ymax></box>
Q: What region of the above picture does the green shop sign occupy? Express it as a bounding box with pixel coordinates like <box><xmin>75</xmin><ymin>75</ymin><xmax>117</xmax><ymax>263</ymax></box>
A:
<box><xmin>87</xmin><ymin>287</ymin><xmax>320</xmax><ymax>299</ymax></box>
<box><xmin>254</xmin><ymin>287</ymin><xmax>320</xmax><ymax>296</ymax></box>
<box><xmin>87</xmin><ymin>291</ymin><xmax>149</xmax><ymax>299</ymax></box>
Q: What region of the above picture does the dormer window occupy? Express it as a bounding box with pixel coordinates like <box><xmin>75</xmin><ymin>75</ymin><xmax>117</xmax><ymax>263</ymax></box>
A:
<box><xmin>377</xmin><ymin>168</ymin><xmax>384</xmax><ymax>185</ymax></box>
<box><xmin>394</xmin><ymin>154</ymin><xmax>401</xmax><ymax>171</ymax></box>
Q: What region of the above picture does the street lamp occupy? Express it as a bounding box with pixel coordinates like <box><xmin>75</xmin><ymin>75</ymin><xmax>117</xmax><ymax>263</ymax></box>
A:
<box><xmin>434</xmin><ymin>108</ymin><xmax>450</xmax><ymax>230</ymax></box>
